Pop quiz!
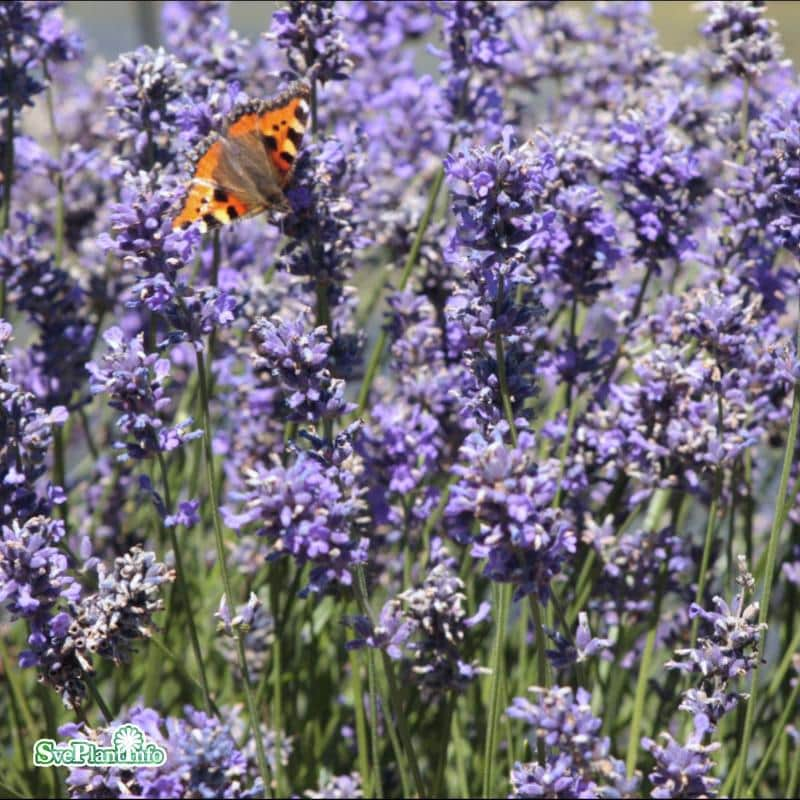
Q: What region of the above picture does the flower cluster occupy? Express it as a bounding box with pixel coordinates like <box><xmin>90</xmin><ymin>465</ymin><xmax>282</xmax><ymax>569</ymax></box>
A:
<box><xmin>224</xmin><ymin>428</ymin><xmax>369</xmax><ymax>594</ymax></box>
<box><xmin>68</xmin><ymin>545</ymin><xmax>175</xmax><ymax>667</ymax></box>
<box><xmin>432</xmin><ymin>0</ymin><xmax>509</xmax><ymax>141</ymax></box>
<box><xmin>0</xmin><ymin>221</ymin><xmax>94</xmax><ymax>407</ymax></box>
<box><xmin>642</xmin><ymin>724</ymin><xmax>721</xmax><ymax>799</ymax></box>
<box><xmin>347</xmin><ymin>563</ymin><xmax>489</xmax><ymax>694</ymax></box>
<box><xmin>444</xmin><ymin>134</ymin><xmax>545</xmax><ymax>424</ymax></box>
<box><xmin>508</xmin><ymin>685</ymin><xmax>637</xmax><ymax>798</ymax></box>
<box><xmin>666</xmin><ymin>557</ymin><xmax>766</xmax><ymax>732</ymax></box>
<box><xmin>268</xmin><ymin>0</ymin><xmax>351</xmax><ymax>83</ymax></box>
<box><xmin>701</xmin><ymin>0</ymin><xmax>785</xmax><ymax>80</ymax></box>
<box><xmin>62</xmin><ymin>705</ymin><xmax>269</xmax><ymax>798</ymax></box>
<box><xmin>0</xmin><ymin>1</ymin><xmax>82</xmax><ymax>115</ymax></box>
<box><xmin>250</xmin><ymin>313</ymin><xmax>351</xmax><ymax>424</ymax></box>
<box><xmin>106</xmin><ymin>45</ymin><xmax>185</xmax><ymax>171</ymax></box>
<box><xmin>2</xmin><ymin>1</ymin><xmax>800</xmax><ymax>797</ymax></box>
<box><xmin>445</xmin><ymin>424</ymin><xmax>575</xmax><ymax>601</ymax></box>
<box><xmin>0</xmin><ymin>514</ymin><xmax>85</xmax><ymax>706</ymax></box>
<box><xmin>86</xmin><ymin>326</ymin><xmax>200</xmax><ymax>460</ymax></box>
<box><xmin>0</xmin><ymin>321</ymin><xmax>67</xmax><ymax>523</ymax></box>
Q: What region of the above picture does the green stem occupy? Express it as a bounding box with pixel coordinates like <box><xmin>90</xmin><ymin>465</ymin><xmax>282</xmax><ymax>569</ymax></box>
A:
<box><xmin>565</xmin><ymin>296</ymin><xmax>578</xmax><ymax>412</ymax></box>
<box><xmin>626</xmin><ymin>560</ymin><xmax>669</xmax><ymax>777</ymax></box>
<box><xmin>733</xmin><ymin>346</ymin><xmax>800</xmax><ymax>797</ymax></box>
<box><xmin>567</xmin><ymin>550</ymin><xmax>596</xmax><ymax>627</ymax></box>
<box><xmin>366</xmin><ymin>644</ymin><xmax>388</xmax><ymax>797</ymax></box>
<box><xmin>315</xmin><ymin>276</ymin><xmax>334</xmax><ymax>443</ymax></box>
<box><xmin>156</xmin><ymin>449</ymin><xmax>214</xmax><ymax>715</ymax></box>
<box><xmin>356</xmin><ymin>162</ymin><xmax>450</xmax><ymax>416</ymax></box>
<box><xmin>195</xmin><ymin>346</ymin><xmax>273</xmax><ymax>797</ymax></box>
<box><xmin>0</xmin><ymin>781</ymin><xmax>26</xmax><ymax>799</ymax></box>
<box><xmin>767</xmin><ymin>625</ymin><xmax>800</xmax><ymax>697</ymax></box>
<box><xmin>690</xmin><ymin>469</ymin><xmax>722</xmax><ymax>648</ymax></box>
<box><xmin>744</xmin><ymin>450</ymin><xmax>754</xmax><ymax>565</ymax></box>
<box><xmin>452</xmin><ymin>706</ymin><xmax>470</xmax><ymax>798</ymax></box>
<box><xmin>380</xmin><ymin>651</ymin><xmax>425</xmax><ymax>796</ymax></box>
<box><xmin>43</xmin><ymin>64</ymin><xmax>64</xmax><ymax>268</ymax></box>
<box><xmin>84</xmin><ymin>673</ymin><xmax>113</xmax><ymax>723</ymax></box>
<box><xmin>630</xmin><ymin>261</ymin><xmax>654</xmax><ymax>323</ymax></box>
<box><xmin>433</xmin><ymin>698</ymin><xmax>455</xmax><ymax>797</ymax></box>
<box><xmin>269</xmin><ymin>572</ymin><xmax>285</xmax><ymax>797</ymax></box>
<box><xmin>349</xmin><ymin>650</ymin><xmax>374</xmax><ymax>798</ymax></box>
<box><xmin>483</xmin><ymin>582</ymin><xmax>511</xmax><ymax>796</ymax></box>
<box><xmin>0</xmin><ymin>637</ymin><xmax>41</xmax><ymax>742</ymax></box>
<box><xmin>553</xmin><ymin>395</ymin><xmax>579</xmax><ymax>509</ymax></box>
<box><xmin>528</xmin><ymin>594</ymin><xmax>551</xmax><ymax>691</ymax></box>
<box><xmin>493</xmin><ymin>275</ymin><xmax>517</xmax><ymax>446</ymax></box>
<box><xmin>354</xmin><ymin>564</ymin><xmax>424</xmax><ymax>797</ymax></box>
<box><xmin>494</xmin><ymin>330</ymin><xmax>517</xmax><ymax>446</ymax></box>
<box><xmin>149</xmin><ymin>636</ymin><xmax>219</xmax><ymax>713</ymax></box>
<box><xmin>746</xmin><ymin>675</ymin><xmax>800</xmax><ymax>795</ymax></box>
<box><xmin>528</xmin><ymin>593</ymin><xmax>551</xmax><ymax>764</ymax></box>
<box><xmin>625</xmin><ymin>624</ymin><xmax>657</xmax><ymax>777</ymax></box>
<box><xmin>38</xmin><ymin>685</ymin><xmax>63</xmax><ymax>796</ymax></box>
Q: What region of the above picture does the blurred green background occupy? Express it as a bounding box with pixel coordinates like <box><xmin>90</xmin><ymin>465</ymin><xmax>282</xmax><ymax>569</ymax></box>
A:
<box><xmin>65</xmin><ymin>1</ymin><xmax>800</xmax><ymax>65</ymax></box>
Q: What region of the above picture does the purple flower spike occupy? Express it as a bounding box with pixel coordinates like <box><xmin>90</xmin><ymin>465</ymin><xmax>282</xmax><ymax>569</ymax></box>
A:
<box><xmin>508</xmin><ymin>685</ymin><xmax>637</xmax><ymax>797</ymax></box>
<box><xmin>446</xmin><ymin>423</ymin><xmax>575</xmax><ymax>601</ymax></box>
<box><xmin>87</xmin><ymin>326</ymin><xmax>200</xmax><ymax>461</ymax></box>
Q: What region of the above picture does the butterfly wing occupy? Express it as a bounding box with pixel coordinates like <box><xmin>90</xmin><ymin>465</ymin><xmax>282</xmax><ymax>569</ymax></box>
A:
<box><xmin>226</xmin><ymin>78</ymin><xmax>311</xmax><ymax>189</ymax></box>
<box><xmin>172</xmin><ymin>79</ymin><xmax>311</xmax><ymax>232</ymax></box>
<box><xmin>172</xmin><ymin>139</ymin><xmax>261</xmax><ymax>231</ymax></box>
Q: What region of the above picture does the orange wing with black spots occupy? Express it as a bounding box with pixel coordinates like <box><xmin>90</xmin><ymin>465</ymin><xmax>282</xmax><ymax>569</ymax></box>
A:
<box><xmin>227</xmin><ymin>85</ymin><xmax>310</xmax><ymax>186</ymax></box>
<box><xmin>172</xmin><ymin>78</ymin><xmax>311</xmax><ymax>232</ymax></box>
<box><xmin>172</xmin><ymin>140</ymin><xmax>254</xmax><ymax>230</ymax></box>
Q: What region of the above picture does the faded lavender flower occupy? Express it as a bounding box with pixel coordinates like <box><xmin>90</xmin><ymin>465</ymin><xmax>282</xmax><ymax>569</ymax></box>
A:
<box><xmin>347</xmin><ymin>563</ymin><xmax>490</xmax><ymax>694</ymax></box>
<box><xmin>215</xmin><ymin>592</ymin><xmax>274</xmax><ymax>681</ymax></box>
<box><xmin>67</xmin><ymin>545</ymin><xmax>175</xmax><ymax>667</ymax></box>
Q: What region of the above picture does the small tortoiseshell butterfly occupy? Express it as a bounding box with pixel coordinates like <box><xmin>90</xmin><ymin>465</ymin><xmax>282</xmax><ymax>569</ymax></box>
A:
<box><xmin>173</xmin><ymin>78</ymin><xmax>311</xmax><ymax>232</ymax></box>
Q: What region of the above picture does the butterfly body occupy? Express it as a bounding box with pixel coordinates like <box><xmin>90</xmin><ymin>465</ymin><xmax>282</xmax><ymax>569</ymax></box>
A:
<box><xmin>173</xmin><ymin>79</ymin><xmax>311</xmax><ymax>231</ymax></box>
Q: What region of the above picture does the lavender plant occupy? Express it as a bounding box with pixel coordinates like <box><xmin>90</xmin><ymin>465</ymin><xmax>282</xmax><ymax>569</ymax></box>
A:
<box><xmin>1</xmin><ymin>1</ymin><xmax>799</xmax><ymax>798</ymax></box>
